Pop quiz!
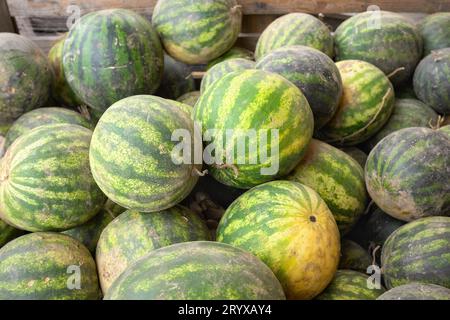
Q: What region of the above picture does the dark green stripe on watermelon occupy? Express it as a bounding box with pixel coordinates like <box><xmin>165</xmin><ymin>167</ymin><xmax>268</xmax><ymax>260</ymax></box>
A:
<box><xmin>63</xmin><ymin>9</ymin><xmax>164</xmax><ymax>112</ymax></box>
<box><xmin>207</xmin><ymin>46</ymin><xmax>254</xmax><ymax>70</ymax></box>
<box><xmin>156</xmin><ymin>53</ymin><xmax>195</xmax><ymax>99</ymax></box>
<box><xmin>377</xmin><ymin>283</ymin><xmax>450</xmax><ymax>300</ymax></box>
<box><xmin>104</xmin><ymin>241</ymin><xmax>286</xmax><ymax>300</ymax></box>
<box><xmin>419</xmin><ymin>13</ymin><xmax>450</xmax><ymax>56</ymax></box>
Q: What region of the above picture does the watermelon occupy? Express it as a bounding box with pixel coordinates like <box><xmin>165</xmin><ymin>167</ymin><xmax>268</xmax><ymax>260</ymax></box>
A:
<box><xmin>255</xmin><ymin>13</ymin><xmax>334</xmax><ymax>60</ymax></box>
<box><xmin>316</xmin><ymin>270</ymin><xmax>385</xmax><ymax>300</ymax></box>
<box><xmin>440</xmin><ymin>125</ymin><xmax>450</xmax><ymax>136</ymax></box>
<box><xmin>0</xmin><ymin>124</ymin><xmax>106</xmax><ymax>231</ymax></box>
<box><xmin>207</xmin><ymin>46</ymin><xmax>254</xmax><ymax>70</ymax></box>
<box><xmin>89</xmin><ymin>95</ymin><xmax>201</xmax><ymax>212</ymax></box>
<box><xmin>413</xmin><ymin>48</ymin><xmax>450</xmax><ymax>115</ymax></box>
<box><xmin>62</xmin><ymin>199</ymin><xmax>125</xmax><ymax>254</ymax></box>
<box><xmin>0</xmin><ymin>219</ymin><xmax>23</xmax><ymax>248</ymax></box>
<box><xmin>177</xmin><ymin>91</ymin><xmax>200</xmax><ymax>107</ymax></box>
<box><xmin>395</xmin><ymin>84</ymin><xmax>417</xmax><ymax>99</ymax></box>
<box><xmin>365</xmin><ymin>127</ymin><xmax>450</xmax><ymax>221</ymax></box>
<box><xmin>156</xmin><ymin>53</ymin><xmax>195</xmax><ymax>99</ymax></box>
<box><xmin>377</xmin><ymin>283</ymin><xmax>450</xmax><ymax>300</ymax></box>
<box><xmin>152</xmin><ymin>0</ymin><xmax>242</xmax><ymax>64</ymax></box>
<box><xmin>382</xmin><ymin>216</ymin><xmax>450</xmax><ymax>289</ymax></box>
<box><xmin>96</xmin><ymin>205</ymin><xmax>210</xmax><ymax>293</ymax></box>
<box><xmin>217</xmin><ymin>180</ymin><xmax>340</xmax><ymax>300</ymax></box>
<box><xmin>256</xmin><ymin>45</ymin><xmax>342</xmax><ymax>129</ymax></box>
<box><xmin>0</xmin><ymin>232</ymin><xmax>100</xmax><ymax>300</ymax></box>
<box><xmin>287</xmin><ymin>139</ymin><xmax>367</xmax><ymax>234</ymax></box>
<box><xmin>419</xmin><ymin>13</ymin><xmax>450</xmax><ymax>56</ymax></box>
<box><xmin>340</xmin><ymin>147</ymin><xmax>368</xmax><ymax>168</ymax></box>
<box><xmin>366</xmin><ymin>99</ymin><xmax>439</xmax><ymax>150</ymax></box>
<box><xmin>48</xmin><ymin>35</ymin><xmax>82</xmax><ymax>107</ymax></box>
<box><xmin>200</xmin><ymin>58</ymin><xmax>255</xmax><ymax>93</ymax></box>
<box><xmin>317</xmin><ymin>60</ymin><xmax>395</xmax><ymax>146</ymax></box>
<box><xmin>4</xmin><ymin>107</ymin><xmax>92</xmax><ymax>150</ymax></box>
<box><xmin>0</xmin><ymin>33</ymin><xmax>51</xmax><ymax>132</ymax></box>
<box><xmin>339</xmin><ymin>240</ymin><xmax>372</xmax><ymax>273</ymax></box>
<box><xmin>334</xmin><ymin>11</ymin><xmax>422</xmax><ymax>86</ymax></box>
<box><xmin>194</xmin><ymin>69</ymin><xmax>314</xmax><ymax>189</ymax></box>
<box><xmin>63</xmin><ymin>9</ymin><xmax>164</xmax><ymax>112</ymax></box>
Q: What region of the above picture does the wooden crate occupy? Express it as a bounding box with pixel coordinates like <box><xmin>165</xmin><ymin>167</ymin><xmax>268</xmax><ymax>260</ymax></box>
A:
<box><xmin>2</xmin><ymin>0</ymin><xmax>448</xmax><ymax>54</ymax></box>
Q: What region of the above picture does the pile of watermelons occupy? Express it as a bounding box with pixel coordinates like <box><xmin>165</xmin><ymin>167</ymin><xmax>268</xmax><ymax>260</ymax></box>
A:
<box><xmin>0</xmin><ymin>0</ymin><xmax>450</xmax><ymax>300</ymax></box>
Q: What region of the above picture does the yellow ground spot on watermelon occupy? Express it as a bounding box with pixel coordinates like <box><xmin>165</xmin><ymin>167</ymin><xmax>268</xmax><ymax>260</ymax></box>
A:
<box><xmin>97</xmin><ymin>247</ymin><xmax>130</xmax><ymax>292</ymax></box>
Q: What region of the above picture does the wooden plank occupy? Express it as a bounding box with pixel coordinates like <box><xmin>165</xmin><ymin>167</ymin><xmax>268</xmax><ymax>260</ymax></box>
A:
<box><xmin>7</xmin><ymin>0</ymin><xmax>450</xmax><ymax>17</ymax></box>
<box><xmin>0</xmin><ymin>0</ymin><xmax>15</xmax><ymax>32</ymax></box>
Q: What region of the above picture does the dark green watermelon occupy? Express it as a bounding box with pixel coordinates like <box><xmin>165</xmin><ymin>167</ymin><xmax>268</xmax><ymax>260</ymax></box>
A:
<box><xmin>340</xmin><ymin>147</ymin><xmax>368</xmax><ymax>168</ymax></box>
<box><xmin>395</xmin><ymin>84</ymin><xmax>417</xmax><ymax>99</ymax></box>
<box><xmin>0</xmin><ymin>219</ymin><xmax>23</xmax><ymax>248</ymax></box>
<box><xmin>339</xmin><ymin>240</ymin><xmax>372</xmax><ymax>273</ymax></box>
<box><xmin>419</xmin><ymin>13</ymin><xmax>450</xmax><ymax>56</ymax></box>
<box><xmin>156</xmin><ymin>53</ymin><xmax>195</xmax><ymax>99</ymax></box>
<box><xmin>177</xmin><ymin>91</ymin><xmax>200</xmax><ymax>107</ymax></box>
<box><xmin>256</xmin><ymin>45</ymin><xmax>342</xmax><ymax>129</ymax></box>
<box><xmin>104</xmin><ymin>241</ymin><xmax>285</xmax><ymax>300</ymax></box>
<box><xmin>207</xmin><ymin>46</ymin><xmax>254</xmax><ymax>70</ymax></box>
<box><xmin>63</xmin><ymin>9</ymin><xmax>164</xmax><ymax>112</ymax></box>
<box><xmin>377</xmin><ymin>283</ymin><xmax>450</xmax><ymax>300</ymax></box>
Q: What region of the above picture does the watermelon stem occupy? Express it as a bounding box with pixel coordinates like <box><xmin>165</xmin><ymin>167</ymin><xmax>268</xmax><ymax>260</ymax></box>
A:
<box><xmin>429</xmin><ymin>115</ymin><xmax>445</xmax><ymax>130</ymax></box>
<box><xmin>371</xmin><ymin>245</ymin><xmax>381</xmax><ymax>267</ymax></box>
<box><xmin>386</xmin><ymin>67</ymin><xmax>406</xmax><ymax>79</ymax></box>
<box><xmin>213</xmin><ymin>163</ymin><xmax>239</xmax><ymax>178</ymax></box>
<box><xmin>193</xmin><ymin>168</ymin><xmax>208</xmax><ymax>177</ymax></box>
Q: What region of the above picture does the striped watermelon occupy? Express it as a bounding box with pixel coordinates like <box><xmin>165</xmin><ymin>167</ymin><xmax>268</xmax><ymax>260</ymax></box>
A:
<box><xmin>152</xmin><ymin>0</ymin><xmax>242</xmax><ymax>64</ymax></box>
<box><xmin>105</xmin><ymin>241</ymin><xmax>285</xmax><ymax>300</ymax></box>
<box><xmin>419</xmin><ymin>13</ymin><xmax>450</xmax><ymax>56</ymax></box>
<box><xmin>62</xmin><ymin>199</ymin><xmax>125</xmax><ymax>254</ymax></box>
<box><xmin>0</xmin><ymin>124</ymin><xmax>106</xmax><ymax>231</ymax></box>
<box><xmin>378</xmin><ymin>283</ymin><xmax>450</xmax><ymax>300</ymax></box>
<box><xmin>63</xmin><ymin>9</ymin><xmax>164</xmax><ymax>112</ymax></box>
<box><xmin>317</xmin><ymin>60</ymin><xmax>395</xmax><ymax>146</ymax></box>
<box><xmin>255</xmin><ymin>13</ymin><xmax>334</xmax><ymax>60</ymax></box>
<box><xmin>413</xmin><ymin>48</ymin><xmax>450</xmax><ymax>115</ymax></box>
<box><xmin>194</xmin><ymin>69</ymin><xmax>314</xmax><ymax>189</ymax></box>
<box><xmin>96</xmin><ymin>205</ymin><xmax>210</xmax><ymax>293</ymax></box>
<box><xmin>334</xmin><ymin>11</ymin><xmax>422</xmax><ymax>86</ymax></box>
<box><xmin>0</xmin><ymin>219</ymin><xmax>23</xmax><ymax>248</ymax></box>
<box><xmin>340</xmin><ymin>147</ymin><xmax>367</xmax><ymax>168</ymax></box>
<box><xmin>367</xmin><ymin>99</ymin><xmax>439</xmax><ymax>150</ymax></box>
<box><xmin>177</xmin><ymin>91</ymin><xmax>200</xmax><ymax>107</ymax></box>
<box><xmin>0</xmin><ymin>33</ymin><xmax>51</xmax><ymax>132</ymax></box>
<box><xmin>256</xmin><ymin>45</ymin><xmax>342</xmax><ymax>129</ymax></box>
<box><xmin>48</xmin><ymin>36</ymin><xmax>82</xmax><ymax>107</ymax></box>
<box><xmin>156</xmin><ymin>53</ymin><xmax>195</xmax><ymax>99</ymax></box>
<box><xmin>287</xmin><ymin>139</ymin><xmax>367</xmax><ymax>234</ymax></box>
<box><xmin>339</xmin><ymin>240</ymin><xmax>372</xmax><ymax>273</ymax></box>
<box><xmin>217</xmin><ymin>180</ymin><xmax>340</xmax><ymax>300</ymax></box>
<box><xmin>0</xmin><ymin>232</ymin><xmax>101</xmax><ymax>300</ymax></box>
<box><xmin>4</xmin><ymin>107</ymin><xmax>92</xmax><ymax>150</ymax></box>
<box><xmin>382</xmin><ymin>216</ymin><xmax>450</xmax><ymax>289</ymax></box>
<box><xmin>207</xmin><ymin>46</ymin><xmax>254</xmax><ymax>70</ymax></box>
<box><xmin>90</xmin><ymin>95</ymin><xmax>201</xmax><ymax>212</ymax></box>
<box><xmin>365</xmin><ymin>127</ymin><xmax>450</xmax><ymax>221</ymax></box>
<box><xmin>200</xmin><ymin>58</ymin><xmax>255</xmax><ymax>93</ymax></box>
<box><xmin>316</xmin><ymin>270</ymin><xmax>385</xmax><ymax>300</ymax></box>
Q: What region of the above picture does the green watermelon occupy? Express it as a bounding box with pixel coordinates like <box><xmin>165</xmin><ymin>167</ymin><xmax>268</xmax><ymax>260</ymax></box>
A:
<box><xmin>339</xmin><ymin>240</ymin><xmax>372</xmax><ymax>273</ymax></box>
<box><xmin>413</xmin><ymin>48</ymin><xmax>450</xmax><ymax>115</ymax></box>
<box><xmin>4</xmin><ymin>107</ymin><xmax>92</xmax><ymax>150</ymax></box>
<box><xmin>177</xmin><ymin>91</ymin><xmax>200</xmax><ymax>107</ymax></box>
<box><xmin>382</xmin><ymin>216</ymin><xmax>450</xmax><ymax>289</ymax></box>
<box><xmin>200</xmin><ymin>58</ymin><xmax>255</xmax><ymax>93</ymax></box>
<box><xmin>255</xmin><ymin>13</ymin><xmax>334</xmax><ymax>60</ymax></box>
<box><xmin>89</xmin><ymin>95</ymin><xmax>201</xmax><ymax>211</ymax></box>
<box><xmin>334</xmin><ymin>11</ymin><xmax>422</xmax><ymax>86</ymax></box>
<box><xmin>0</xmin><ymin>219</ymin><xmax>23</xmax><ymax>248</ymax></box>
<box><xmin>317</xmin><ymin>60</ymin><xmax>395</xmax><ymax>146</ymax></box>
<box><xmin>440</xmin><ymin>125</ymin><xmax>450</xmax><ymax>136</ymax></box>
<box><xmin>105</xmin><ymin>241</ymin><xmax>285</xmax><ymax>300</ymax></box>
<box><xmin>48</xmin><ymin>35</ymin><xmax>82</xmax><ymax>107</ymax></box>
<box><xmin>256</xmin><ymin>45</ymin><xmax>342</xmax><ymax>129</ymax></box>
<box><xmin>316</xmin><ymin>270</ymin><xmax>385</xmax><ymax>300</ymax></box>
<box><xmin>62</xmin><ymin>199</ymin><xmax>125</xmax><ymax>254</ymax></box>
<box><xmin>0</xmin><ymin>124</ymin><xmax>106</xmax><ymax>231</ymax></box>
<box><xmin>96</xmin><ymin>205</ymin><xmax>210</xmax><ymax>293</ymax></box>
<box><xmin>63</xmin><ymin>9</ymin><xmax>164</xmax><ymax>112</ymax></box>
<box><xmin>340</xmin><ymin>147</ymin><xmax>368</xmax><ymax>168</ymax></box>
<box><xmin>156</xmin><ymin>53</ymin><xmax>195</xmax><ymax>99</ymax></box>
<box><xmin>152</xmin><ymin>0</ymin><xmax>242</xmax><ymax>64</ymax></box>
<box><xmin>395</xmin><ymin>84</ymin><xmax>417</xmax><ymax>99</ymax></box>
<box><xmin>0</xmin><ymin>33</ymin><xmax>51</xmax><ymax>131</ymax></box>
<box><xmin>207</xmin><ymin>46</ymin><xmax>254</xmax><ymax>70</ymax></box>
<box><xmin>0</xmin><ymin>232</ymin><xmax>100</xmax><ymax>299</ymax></box>
<box><xmin>365</xmin><ymin>127</ymin><xmax>450</xmax><ymax>221</ymax></box>
<box><xmin>194</xmin><ymin>69</ymin><xmax>314</xmax><ymax>189</ymax></box>
<box><xmin>217</xmin><ymin>180</ymin><xmax>340</xmax><ymax>300</ymax></box>
<box><xmin>366</xmin><ymin>99</ymin><xmax>439</xmax><ymax>150</ymax></box>
<box><xmin>287</xmin><ymin>139</ymin><xmax>367</xmax><ymax>234</ymax></box>
<box><xmin>377</xmin><ymin>283</ymin><xmax>450</xmax><ymax>300</ymax></box>
<box><xmin>419</xmin><ymin>13</ymin><xmax>450</xmax><ymax>56</ymax></box>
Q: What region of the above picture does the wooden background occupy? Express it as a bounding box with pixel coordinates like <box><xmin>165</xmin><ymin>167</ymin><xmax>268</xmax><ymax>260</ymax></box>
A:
<box><xmin>1</xmin><ymin>0</ymin><xmax>449</xmax><ymax>53</ymax></box>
